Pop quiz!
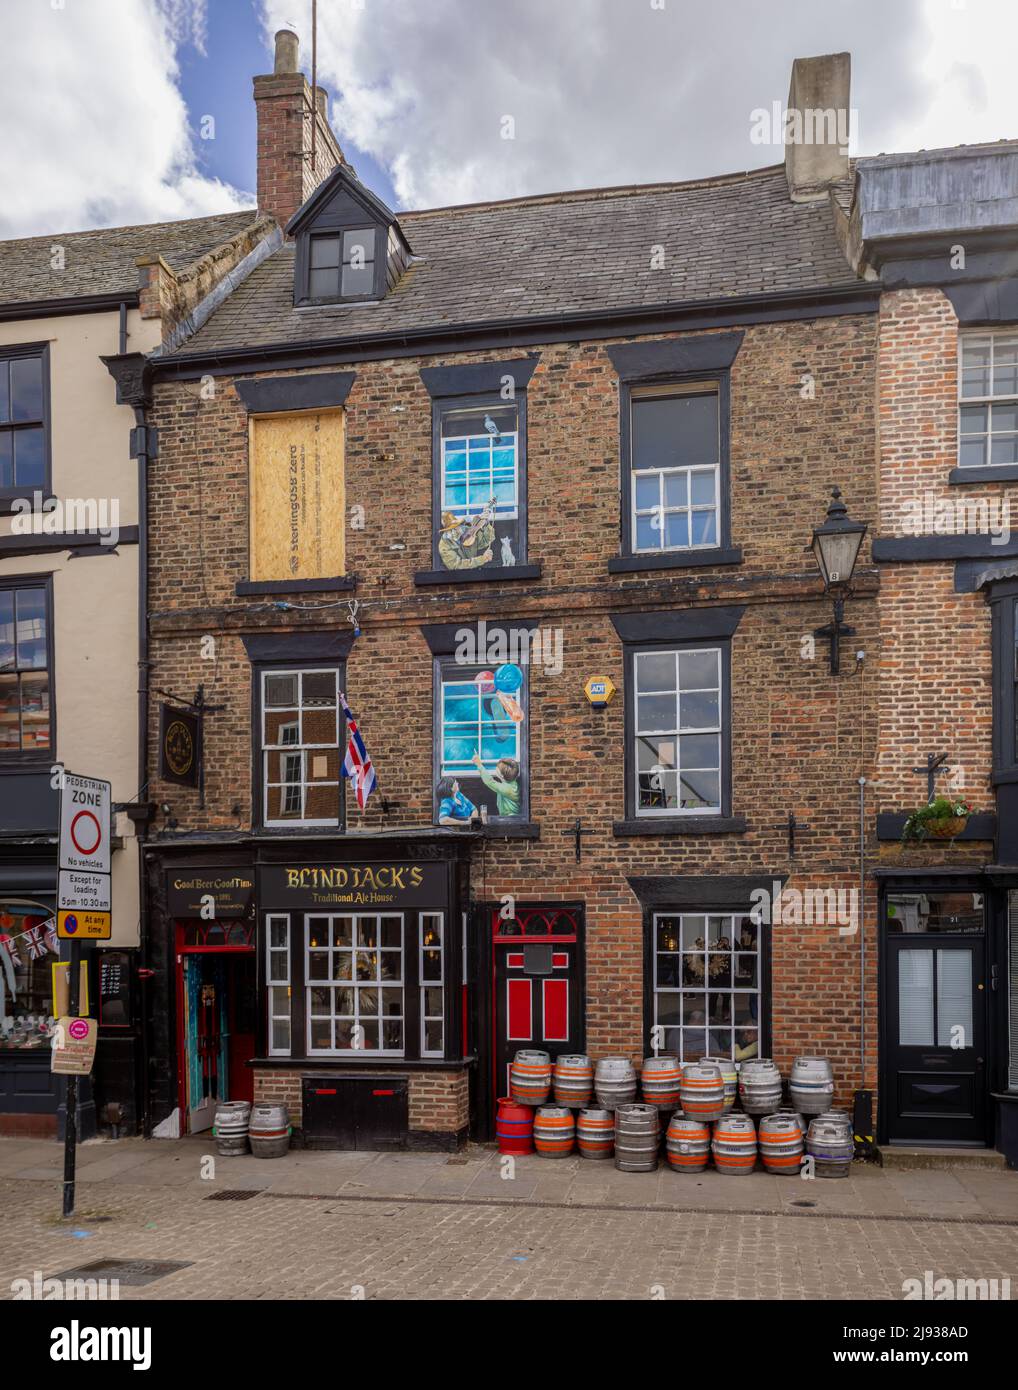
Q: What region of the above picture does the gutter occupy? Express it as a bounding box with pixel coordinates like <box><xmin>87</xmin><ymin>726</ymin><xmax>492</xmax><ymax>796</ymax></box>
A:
<box><xmin>151</xmin><ymin>281</ymin><xmax>879</xmax><ymax>379</ymax></box>
<box><xmin>0</xmin><ymin>290</ymin><xmax>140</xmax><ymax>323</ymax></box>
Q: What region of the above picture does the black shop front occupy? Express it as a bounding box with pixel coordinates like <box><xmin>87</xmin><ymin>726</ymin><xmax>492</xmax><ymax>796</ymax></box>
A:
<box><xmin>146</xmin><ymin>834</ymin><xmax>476</xmax><ymax>1149</ymax></box>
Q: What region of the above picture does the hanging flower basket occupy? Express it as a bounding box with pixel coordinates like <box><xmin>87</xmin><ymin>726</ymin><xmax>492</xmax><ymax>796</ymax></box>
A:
<box><xmin>901</xmin><ymin>798</ymin><xmax>972</xmax><ymax>843</ymax></box>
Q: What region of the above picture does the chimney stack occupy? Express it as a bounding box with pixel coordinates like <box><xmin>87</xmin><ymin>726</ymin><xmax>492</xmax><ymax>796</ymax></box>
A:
<box><xmin>254</xmin><ymin>29</ymin><xmax>345</xmax><ymax>230</ymax></box>
<box><xmin>784</xmin><ymin>52</ymin><xmax>851</xmax><ymax>202</ymax></box>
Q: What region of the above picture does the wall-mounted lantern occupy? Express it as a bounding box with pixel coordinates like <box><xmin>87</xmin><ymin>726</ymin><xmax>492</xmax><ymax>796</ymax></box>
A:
<box><xmin>811</xmin><ymin>487</ymin><xmax>867</xmax><ymax>675</ymax></box>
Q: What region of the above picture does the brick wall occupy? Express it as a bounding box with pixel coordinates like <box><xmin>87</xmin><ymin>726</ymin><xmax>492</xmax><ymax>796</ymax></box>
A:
<box><xmin>875</xmin><ymin>288</ymin><xmax>995</xmax><ymax>833</ymax></box>
<box><xmin>253</xmin><ymin>72</ymin><xmax>343</xmax><ymax>229</ymax></box>
<box><xmin>149</xmin><ymin>311</ymin><xmax>882</xmax><ymax>1113</ymax></box>
<box><xmin>253</xmin><ymin>1068</ymin><xmax>469</xmax><ymax>1137</ymax></box>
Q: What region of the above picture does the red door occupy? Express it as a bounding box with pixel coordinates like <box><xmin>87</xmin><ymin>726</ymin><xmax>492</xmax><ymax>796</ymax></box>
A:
<box><xmin>492</xmin><ymin>905</ymin><xmax>584</xmax><ymax>1102</ymax></box>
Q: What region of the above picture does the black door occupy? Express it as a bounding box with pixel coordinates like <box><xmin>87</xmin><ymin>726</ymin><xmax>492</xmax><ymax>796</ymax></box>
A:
<box><xmin>302</xmin><ymin>1075</ymin><xmax>409</xmax><ymax>1150</ymax></box>
<box><xmin>884</xmin><ymin>890</ymin><xmax>988</xmax><ymax>1145</ymax></box>
<box><xmin>492</xmin><ymin>904</ymin><xmax>584</xmax><ymax>1103</ymax></box>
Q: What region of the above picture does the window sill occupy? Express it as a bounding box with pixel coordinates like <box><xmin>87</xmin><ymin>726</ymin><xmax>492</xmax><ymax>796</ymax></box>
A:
<box><xmin>236</xmin><ymin>576</ymin><xmax>356</xmax><ymax>596</ymax></box>
<box><xmin>949</xmin><ymin>466</ymin><xmax>1018</xmax><ymax>485</ymax></box>
<box><xmin>0</xmin><ymin>491</ymin><xmax>55</xmax><ymax>517</ymax></box>
<box><xmin>414</xmin><ymin>563</ymin><xmax>542</xmax><ymax>587</ymax></box>
<box><xmin>608</xmin><ymin>547</ymin><xmax>743</xmax><ymax>574</ymax></box>
<box><xmin>875</xmin><ymin>811</ymin><xmax>997</xmax><ymax>841</ymax></box>
<box><xmin>479</xmin><ymin>821</ymin><xmax>540</xmax><ymax>840</ymax></box>
<box><xmin>613</xmin><ymin>815</ymin><xmax>747</xmax><ymax>837</ymax></box>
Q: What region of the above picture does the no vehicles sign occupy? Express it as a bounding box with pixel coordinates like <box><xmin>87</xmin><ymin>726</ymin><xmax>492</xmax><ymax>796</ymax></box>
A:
<box><xmin>59</xmin><ymin>773</ymin><xmax>111</xmax><ymax>875</ymax></box>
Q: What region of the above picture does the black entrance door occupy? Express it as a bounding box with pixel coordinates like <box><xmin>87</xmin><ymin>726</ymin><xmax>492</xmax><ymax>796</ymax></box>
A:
<box><xmin>884</xmin><ymin>890</ymin><xmax>988</xmax><ymax>1145</ymax></box>
<box><xmin>492</xmin><ymin>904</ymin><xmax>584</xmax><ymax>1104</ymax></box>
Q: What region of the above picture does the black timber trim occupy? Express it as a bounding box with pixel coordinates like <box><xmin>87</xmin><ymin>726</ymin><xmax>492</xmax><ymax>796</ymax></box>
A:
<box><xmin>419</xmin><ymin>356</ymin><xmax>540</xmax><ymax>398</ymax></box>
<box><xmin>241</xmin><ymin>630</ymin><xmax>355</xmax><ymax>663</ymax></box>
<box><xmin>0</xmin><ymin>527</ymin><xmax>139</xmax><ymax>557</ymax></box>
<box><xmin>610</xmin><ymin>604</ymin><xmax>746</xmax><ymax>643</ymax></box>
<box><xmin>875</xmin><ymin>812</ymin><xmax>997</xmax><ymax>842</ymax></box>
<box><xmin>943</xmin><ymin>277</ymin><xmax>1018</xmax><ymax>326</ymax></box>
<box><xmin>250</xmin><ymin>1056</ymin><xmax>474</xmax><ymax>1071</ymax></box>
<box><xmin>153</xmin><ymin>285</ymin><xmax>881</xmax><ymax>380</ymax></box>
<box><xmin>414</xmin><ymin>563</ymin><xmax>542</xmax><ymax>587</ymax></box>
<box><xmin>606</xmin><ymin>331</ymin><xmax>744</xmax><ymax>380</ymax></box>
<box><xmin>235</xmin><ymin>576</ymin><xmax>356</xmax><ymax>596</ymax></box>
<box><xmin>955</xmin><ymin>559</ymin><xmax>1018</xmax><ymax>593</ymax></box>
<box><xmin>420</xmin><ymin>617</ymin><xmax>539</xmax><ymax>657</ymax></box>
<box><xmin>949</xmin><ymin>465</ymin><xmax>1018</xmax><ymax>485</ymax></box>
<box><xmin>479</xmin><ymin>821</ymin><xmax>540</xmax><ymax>840</ymax></box>
<box><xmin>873</xmin><ymin>534</ymin><xmax>1018</xmax><ymax>563</ymax></box>
<box><xmin>285</xmin><ymin>163</ymin><xmax>401</xmax><ymax>239</ymax></box>
<box><xmin>0</xmin><ymin>342</ymin><xmax>51</xmax><ymax>510</ymax></box>
<box><xmin>234</xmin><ymin>372</ymin><xmax>356</xmax><ymax>413</ymax></box>
<box><xmin>628</xmin><ymin>872</ymin><xmax>786</xmax><ymax>909</ymax></box>
<box><xmin>614</xmin><ymin>816</ymin><xmax>748</xmax><ymax>837</ymax></box>
<box><xmin>0</xmin><ymin>291</ymin><xmax>140</xmax><ymax>322</ymax></box>
<box><xmin>608</xmin><ymin>547</ymin><xmax>743</xmax><ymax>574</ymax></box>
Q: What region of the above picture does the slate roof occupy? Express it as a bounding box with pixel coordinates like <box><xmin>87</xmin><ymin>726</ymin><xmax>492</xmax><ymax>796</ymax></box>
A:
<box><xmin>0</xmin><ymin>210</ymin><xmax>260</xmax><ymax>308</ymax></box>
<box><xmin>168</xmin><ymin>164</ymin><xmax>863</xmax><ymax>357</ymax></box>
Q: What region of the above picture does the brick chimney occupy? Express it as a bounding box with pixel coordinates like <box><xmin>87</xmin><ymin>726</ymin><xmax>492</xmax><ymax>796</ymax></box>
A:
<box><xmin>254</xmin><ymin>29</ymin><xmax>345</xmax><ymax>230</ymax></box>
<box><xmin>784</xmin><ymin>52</ymin><xmax>851</xmax><ymax>202</ymax></box>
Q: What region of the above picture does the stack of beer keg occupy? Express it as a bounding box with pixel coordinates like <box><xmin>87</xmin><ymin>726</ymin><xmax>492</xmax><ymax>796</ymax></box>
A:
<box><xmin>503</xmin><ymin>1049</ymin><xmax>851</xmax><ymax>1178</ymax></box>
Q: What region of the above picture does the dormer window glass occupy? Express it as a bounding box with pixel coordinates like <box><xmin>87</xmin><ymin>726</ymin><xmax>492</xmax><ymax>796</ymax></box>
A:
<box><xmin>308</xmin><ymin>228</ymin><xmax>378</xmax><ymax>302</ymax></box>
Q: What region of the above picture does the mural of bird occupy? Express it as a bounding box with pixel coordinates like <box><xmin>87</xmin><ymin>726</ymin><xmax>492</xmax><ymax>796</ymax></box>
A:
<box><xmin>483</xmin><ymin>414</ymin><xmax>501</xmax><ymax>441</ymax></box>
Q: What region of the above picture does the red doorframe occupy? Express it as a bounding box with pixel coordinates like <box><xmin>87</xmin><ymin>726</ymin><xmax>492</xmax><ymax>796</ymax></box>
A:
<box><xmin>490</xmin><ymin>905</ymin><xmax>583</xmax><ymax>1107</ymax></box>
<box><xmin>174</xmin><ymin>920</ymin><xmax>255</xmax><ymax>1132</ymax></box>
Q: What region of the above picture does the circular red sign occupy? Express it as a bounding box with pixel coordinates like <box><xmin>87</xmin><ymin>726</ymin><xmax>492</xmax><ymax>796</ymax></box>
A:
<box><xmin>68</xmin><ymin>1019</ymin><xmax>89</xmax><ymax>1040</ymax></box>
<box><xmin>69</xmin><ymin>809</ymin><xmax>101</xmax><ymax>857</ymax></box>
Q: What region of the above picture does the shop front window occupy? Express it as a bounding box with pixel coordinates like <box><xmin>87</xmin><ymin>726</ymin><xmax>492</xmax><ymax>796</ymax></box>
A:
<box><xmin>420</xmin><ymin>912</ymin><xmax>445</xmax><ymax>1056</ymax></box>
<box><xmin>651</xmin><ymin>911</ymin><xmax>759</xmax><ymax>1063</ymax></box>
<box><xmin>266</xmin><ymin>914</ymin><xmax>291</xmax><ymax>1056</ymax></box>
<box><xmin>305</xmin><ymin>913</ymin><xmax>404</xmax><ymax>1055</ymax></box>
<box><xmin>0</xmin><ymin>898</ymin><xmax>58</xmax><ymax>1049</ymax></box>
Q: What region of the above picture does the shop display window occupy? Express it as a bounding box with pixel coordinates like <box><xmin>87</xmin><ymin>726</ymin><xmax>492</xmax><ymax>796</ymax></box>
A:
<box><xmin>0</xmin><ymin>897</ymin><xmax>58</xmax><ymax>1050</ymax></box>
<box><xmin>652</xmin><ymin>911</ymin><xmax>759</xmax><ymax>1063</ymax></box>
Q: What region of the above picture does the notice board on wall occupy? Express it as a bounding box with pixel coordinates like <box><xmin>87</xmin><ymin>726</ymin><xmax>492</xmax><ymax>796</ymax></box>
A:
<box><xmin>249</xmin><ymin>409</ymin><xmax>345</xmax><ymax>581</ymax></box>
<box><xmin>98</xmin><ymin>950</ymin><xmax>132</xmax><ymax>1029</ymax></box>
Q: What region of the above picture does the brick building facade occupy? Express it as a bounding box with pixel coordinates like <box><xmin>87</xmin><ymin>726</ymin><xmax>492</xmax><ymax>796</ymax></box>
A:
<box><xmin>101</xmin><ymin>38</ymin><xmax>1018</xmax><ymax>1160</ymax></box>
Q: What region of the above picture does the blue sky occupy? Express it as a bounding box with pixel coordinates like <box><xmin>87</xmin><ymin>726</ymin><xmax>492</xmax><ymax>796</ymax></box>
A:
<box><xmin>176</xmin><ymin>0</ymin><xmax>397</xmax><ymax>209</ymax></box>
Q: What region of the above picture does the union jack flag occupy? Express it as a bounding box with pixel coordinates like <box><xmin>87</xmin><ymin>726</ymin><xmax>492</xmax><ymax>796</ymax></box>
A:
<box><xmin>23</xmin><ymin>925</ymin><xmax>48</xmax><ymax>961</ymax></box>
<box><xmin>340</xmin><ymin>692</ymin><xmax>377</xmax><ymax>811</ymax></box>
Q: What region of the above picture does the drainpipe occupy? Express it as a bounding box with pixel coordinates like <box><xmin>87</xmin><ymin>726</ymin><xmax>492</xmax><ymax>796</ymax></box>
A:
<box><xmin>101</xmin><ymin>348</ymin><xmax>155</xmax><ymax>1138</ymax></box>
<box><xmin>859</xmin><ymin>775</ymin><xmax>866</xmax><ymax>1087</ymax></box>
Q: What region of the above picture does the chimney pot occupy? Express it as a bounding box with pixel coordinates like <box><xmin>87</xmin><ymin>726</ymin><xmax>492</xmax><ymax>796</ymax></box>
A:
<box><xmin>315</xmin><ymin>87</ymin><xmax>328</xmax><ymax>120</ymax></box>
<box><xmin>274</xmin><ymin>29</ymin><xmax>299</xmax><ymax>74</ymax></box>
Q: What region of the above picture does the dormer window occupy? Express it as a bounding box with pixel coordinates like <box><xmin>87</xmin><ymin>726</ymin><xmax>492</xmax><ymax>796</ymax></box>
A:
<box><xmin>309</xmin><ymin>228</ymin><xmax>379</xmax><ymax>302</ymax></box>
<box><xmin>288</xmin><ymin>164</ymin><xmax>412</xmax><ymax>309</ymax></box>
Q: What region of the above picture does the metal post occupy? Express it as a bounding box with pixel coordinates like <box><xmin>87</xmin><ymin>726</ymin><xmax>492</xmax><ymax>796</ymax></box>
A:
<box><xmin>61</xmin><ymin>939</ymin><xmax>81</xmax><ymax>1218</ymax></box>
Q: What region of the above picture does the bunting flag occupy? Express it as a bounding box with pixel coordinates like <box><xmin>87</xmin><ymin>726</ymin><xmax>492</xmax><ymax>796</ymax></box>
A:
<box><xmin>339</xmin><ymin>692</ymin><xmax>377</xmax><ymax>811</ymax></box>
<box><xmin>23</xmin><ymin>925</ymin><xmax>47</xmax><ymax>961</ymax></box>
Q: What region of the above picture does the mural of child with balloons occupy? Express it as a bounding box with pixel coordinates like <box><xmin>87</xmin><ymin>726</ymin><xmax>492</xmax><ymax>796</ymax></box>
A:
<box><xmin>437</xmin><ymin>662</ymin><xmax>525</xmax><ymax>825</ymax></box>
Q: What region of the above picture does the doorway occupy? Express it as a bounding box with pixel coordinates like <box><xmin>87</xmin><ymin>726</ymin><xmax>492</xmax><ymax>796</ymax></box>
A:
<box><xmin>881</xmin><ymin>888</ymin><xmax>989</xmax><ymax>1146</ymax></box>
<box><xmin>490</xmin><ymin>904</ymin><xmax>585</xmax><ymax>1106</ymax></box>
<box><xmin>175</xmin><ymin>924</ymin><xmax>256</xmax><ymax>1135</ymax></box>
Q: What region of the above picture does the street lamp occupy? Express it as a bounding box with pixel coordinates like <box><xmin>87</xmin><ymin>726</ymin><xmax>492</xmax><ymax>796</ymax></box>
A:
<box><xmin>811</xmin><ymin>487</ymin><xmax>867</xmax><ymax>675</ymax></box>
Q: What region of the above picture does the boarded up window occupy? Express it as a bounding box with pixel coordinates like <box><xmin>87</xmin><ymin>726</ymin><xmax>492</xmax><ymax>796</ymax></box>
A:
<box><xmin>249</xmin><ymin>409</ymin><xmax>345</xmax><ymax>581</ymax></box>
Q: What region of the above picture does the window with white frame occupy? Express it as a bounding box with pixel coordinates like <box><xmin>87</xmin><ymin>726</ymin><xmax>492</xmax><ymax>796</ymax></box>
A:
<box><xmin>266</xmin><ymin>915</ymin><xmax>291</xmax><ymax>1056</ymax></box>
<box><xmin>436</xmin><ymin>401</ymin><xmax>522</xmax><ymax>572</ymax></box>
<box><xmin>306</xmin><ymin>913</ymin><xmax>404</xmax><ymax>1054</ymax></box>
<box><xmin>261</xmin><ymin>668</ymin><xmax>341</xmax><ymax>827</ymax></box>
<box><xmin>652</xmin><ymin>912</ymin><xmax>760</xmax><ymax>1063</ymax></box>
<box><xmin>959</xmin><ymin>333</ymin><xmax>1018</xmax><ymax>469</ymax></box>
<box><xmin>630</xmin><ymin>386</ymin><xmax>720</xmax><ymax>552</ymax></box>
<box><xmin>420</xmin><ymin>912</ymin><xmax>445</xmax><ymax>1055</ymax></box>
<box><xmin>634</xmin><ymin>647</ymin><xmax>722</xmax><ymax>814</ymax></box>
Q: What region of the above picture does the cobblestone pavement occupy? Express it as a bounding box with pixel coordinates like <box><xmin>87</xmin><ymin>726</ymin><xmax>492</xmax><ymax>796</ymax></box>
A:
<box><xmin>1</xmin><ymin>1138</ymin><xmax>1015</xmax><ymax>1300</ymax></box>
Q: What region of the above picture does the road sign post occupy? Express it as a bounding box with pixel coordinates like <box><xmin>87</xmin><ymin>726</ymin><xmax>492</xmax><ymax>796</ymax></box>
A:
<box><xmin>56</xmin><ymin>771</ymin><xmax>111</xmax><ymax>1218</ymax></box>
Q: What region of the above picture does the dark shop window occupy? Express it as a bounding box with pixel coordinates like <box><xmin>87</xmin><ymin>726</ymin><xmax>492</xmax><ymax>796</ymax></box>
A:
<box><xmin>0</xmin><ymin>581</ymin><xmax>52</xmax><ymax>758</ymax></box>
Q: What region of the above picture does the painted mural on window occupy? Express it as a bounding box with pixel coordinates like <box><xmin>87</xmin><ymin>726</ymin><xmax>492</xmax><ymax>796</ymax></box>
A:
<box><xmin>436</xmin><ymin>403</ymin><xmax>521</xmax><ymax>571</ymax></box>
<box><xmin>436</xmin><ymin>661</ymin><xmax>526</xmax><ymax>824</ymax></box>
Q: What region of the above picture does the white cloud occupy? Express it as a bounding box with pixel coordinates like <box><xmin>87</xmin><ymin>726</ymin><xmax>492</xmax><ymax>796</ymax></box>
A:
<box><xmin>258</xmin><ymin>0</ymin><xmax>920</xmax><ymax>209</ymax></box>
<box><xmin>0</xmin><ymin>0</ymin><xmax>248</xmax><ymax>238</ymax></box>
<box><xmin>261</xmin><ymin>0</ymin><xmax>1016</xmax><ymax>212</ymax></box>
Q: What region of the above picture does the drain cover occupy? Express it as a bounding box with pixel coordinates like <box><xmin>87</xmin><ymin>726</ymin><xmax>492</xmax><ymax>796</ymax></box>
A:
<box><xmin>53</xmin><ymin>1259</ymin><xmax>191</xmax><ymax>1287</ymax></box>
<box><xmin>791</xmin><ymin>1199</ymin><xmax>817</xmax><ymax>1208</ymax></box>
<box><xmin>205</xmin><ymin>1189</ymin><xmax>264</xmax><ymax>1201</ymax></box>
<box><xmin>445</xmin><ymin>1156</ymin><xmax>469</xmax><ymax>1166</ymax></box>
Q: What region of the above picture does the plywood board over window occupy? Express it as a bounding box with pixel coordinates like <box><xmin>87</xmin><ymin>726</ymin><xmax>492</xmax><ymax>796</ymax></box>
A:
<box><xmin>249</xmin><ymin>409</ymin><xmax>345</xmax><ymax>581</ymax></box>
